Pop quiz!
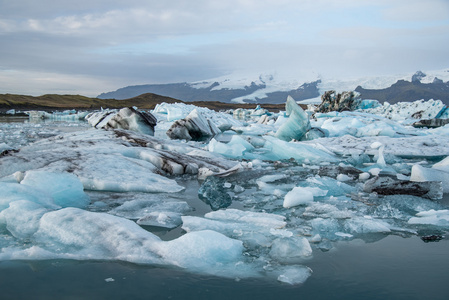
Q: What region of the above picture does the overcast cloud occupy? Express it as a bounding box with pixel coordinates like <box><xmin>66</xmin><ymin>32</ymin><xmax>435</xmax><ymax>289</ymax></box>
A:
<box><xmin>0</xmin><ymin>0</ymin><xmax>448</xmax><ymax>96</ymax></box>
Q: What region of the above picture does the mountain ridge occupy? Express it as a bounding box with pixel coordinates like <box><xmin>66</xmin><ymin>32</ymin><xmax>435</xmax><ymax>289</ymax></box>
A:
<box><xmin>98</xmin><ymin>69</ymin><xmax>449</xmax><ymax>105</ymax></box>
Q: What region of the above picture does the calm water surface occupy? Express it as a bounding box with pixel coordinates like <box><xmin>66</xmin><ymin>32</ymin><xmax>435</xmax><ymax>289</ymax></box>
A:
<box><xmin>0</xmin><ymin>235</ymin><xmax>448</xmax><ymax>300</ymax></box>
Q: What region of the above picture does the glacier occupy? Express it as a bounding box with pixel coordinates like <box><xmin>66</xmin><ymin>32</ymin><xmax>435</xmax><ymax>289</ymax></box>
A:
<box><xmin>1</xmin><ymin>97</ymin><xmax>449</xmax><ymax>285</ymax></box>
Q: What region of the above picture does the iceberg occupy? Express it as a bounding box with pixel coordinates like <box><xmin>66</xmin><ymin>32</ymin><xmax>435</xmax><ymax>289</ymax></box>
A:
<box><xmin>275</xmin><ymin>96</ymin><xmax>311</xmax><ymax>141</ymax></box>
<box><xmin>20</xmin><ymin>171</ymin><xmax>90</xmax><ymax>208</ymax></box>
<box><xmin>410</xmin><ymin>165</ymin><xmax>449</xmax><ymax>193</ymax></box>
<box><xmin>3</xmin><ymin>99</ymin><xmax>449</xmax><ymax>283</ymax></box>
<box><xmin>86</xmin><ymin>107</ymin><xmax>157</xmax><ymax>136</ymax></box>
<box><xmin>167</xmin><ymin>109</ymin><xmax>221</xmax><ymax>141</ymax></box>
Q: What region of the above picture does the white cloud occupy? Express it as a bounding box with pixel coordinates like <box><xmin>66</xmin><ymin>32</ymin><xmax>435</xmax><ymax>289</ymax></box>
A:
<box><xmin>0</xmin><ymin>0</ymin><xmax>448</xmax><ymax>95</ymax></box>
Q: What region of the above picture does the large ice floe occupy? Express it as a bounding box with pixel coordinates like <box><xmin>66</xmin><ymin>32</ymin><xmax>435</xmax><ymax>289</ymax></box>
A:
<box><xmin>1</xmin><ymin>96</ymin><xmax>449</xmax><ymax>285</ymax></box>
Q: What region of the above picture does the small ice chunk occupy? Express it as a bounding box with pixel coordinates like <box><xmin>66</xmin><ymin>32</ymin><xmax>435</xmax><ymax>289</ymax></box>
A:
<box><xmin>277</xmin><ymin>266</ymin><xmax>312</xmax><ymax>285</ymax></box>
<box><xmin>269</xmin><ymin>237</ymin><xmax>313</xmax><ymax>263</ymax></box>
<box><xmin>198</xmin><ymin>176</ymin><xmax>232</xmax><ymax>210</ymax></box>
<box><xmin>335</xmin><ymin>232</ymin><xmax>353</xmax><ymax>238</ymax></box>
<box><xmin>136</xmin><ymin>212</ymin><xmax>183</xmax><ymax>229</ymax></box>
<box><xmin>336</xmin><ymin>174</ymin><xmax>352</xmax><ymax>182</ymax></box>
<box><xmin>283</xmin><ymin>187</ymin><xmax>314</xmax><ymax>208</ymax></box>
<box><xmin>205</xmin><ymin>209</ymin><xmax>287</xmax><ymax>229</ymax></box>
<box><xmin>359</xmin><ymin>172</ymin><xmax>371</xmax><ymax>181</ymax></box>
<box><xmin>258</xmin><ymin>174</ymin><xmax>287</xmax><ymax>183</ymax></box>
<box><xmin>408</xmin><ymin>209</ymin><xmax>449</xmax><ymax>225</ymax></box>
<box><xmin>233</xmin><ymin>185</ymin><xmax>245</xmax><ymax>193</ymax></box>
<box><xmin>161</xmin><ymin>230</ymin><xmax>244</xmax><ymax>272</ymax></box>
<box><xmin>208</xmin><ymin>135</ymin><xmax>254</xmax><ymax>158</ymax></box>
<box><xmin>105</xmin><ymin>278</ymin><xmax>115</xmax><ymax>282</ymax></box>
<box><xmin>309</xmin><ymin>234</ymin><xmax>322</xmax><ymax>243</ymax></box>
<box><xmin>110</xmin><ymin>199</ymin><xmax>191</xmax><ymax>220</ymax></box>
<box><xmin>343</xmin><ymin>217</ymin><xmax>391</xmax><ymax>234</ymax></box>
<box><xmin>370</xmin><ymin>142</ymin><xmax>383</xmax><ymax>149</ymax></box>
<box><xmin>369</xmin><ymin>168</ymin><xmax>382</xmax><ymax>176</ymax></box>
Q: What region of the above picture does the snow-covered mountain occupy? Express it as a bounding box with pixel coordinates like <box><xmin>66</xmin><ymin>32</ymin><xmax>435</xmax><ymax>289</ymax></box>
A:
<box><xmin>98</xmin><ymin>69</ymin><xmax>449</xmax><ymax>105</ymax></box>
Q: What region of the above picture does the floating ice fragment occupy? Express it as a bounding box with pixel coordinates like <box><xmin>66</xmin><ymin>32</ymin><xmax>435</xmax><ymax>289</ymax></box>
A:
<box><xmin>198</xmin><ymin>176</ymin><xmax>232</xmax><ymax>210</ymax></box>
<box><xmin>21</xmin><ymin>171</ymin><xmax>89</xmax><ymax>208</ymax></box>
<box><xmin>208</xmin><ymin>136</ymin><xmax>254</xmax><ymax>158</ymax></box>
<box><xmin>411</xmin><ymin>165</ymin><xmax>449</xmax><ymax>193</ymax></box>
<box><xmin>343</xmin><ymin>217</ymin><xmax>391</xmax><ymax>234</ymax></box>
<box><xmin>283</xmin><ymin>187</ymin><xmax>314</xmax><ymax>208</ymax></box>
<box><xmin>0</xmin><ymin>200</ymin><xmax>47</xmax><ymax>239</ymax></box>
<box><xmin>364</xmin><ymin>176</ymin><xmax>443</xmax><ymax>200</ymax></box>
<box><xmin>0</xmin><ymin>182</ymin><xmax>58</xmax><ymax>211</ymax></box>
<box><xmin>370</xmin><ymin>142</ymin><xmax>383</xmax><ymax>149</ymax></box>
<box><xmin>335</xmin><ymin>232</ymin><xmax>353</xmax><ymax>238</ymax></box>
<box><xmin>263</xmin><ymin>136</ymin><xmax>338</xmax><ymax>163</ymax></box>
<box><xmin>109</xmin><ymin>199</ymin><xmax>191</xmax><ymax>220</ymax></box>
<box><xmin>336</xmin><ymin>174</ymin><xmax>352</xmax><ymax>182</ymax></box>
<box><xmin>277</xmin><ymin>266</ymin><xmax>312</xmax><ymax>285</ymax></box>
<box><xmin>269</xmin><ymin>237</ymin><xmax>313</xmax><ymax>263</ymax></box>
<box><xmin>359</xmin><ymin>172</ymin><xmax>371</xmax><ymax>181</ymax></box>
<box><xmin>408</xmin><ymin>209</ymin><xmax>449</xmax><ymax>226</ymax></box>
<box><xmin>205</xmin><ymin>209</ymin><xmax>286</xmax><ymax>229</ymax></box>
<box><xmin>136</xmin><ymin>212</ymin><xmax>183</xmax><ymax>229</ymax></box>
<box><xmin>161</xmin><ymin>230</ymin><xmax>244</xmax><ymax>274</ymax></box>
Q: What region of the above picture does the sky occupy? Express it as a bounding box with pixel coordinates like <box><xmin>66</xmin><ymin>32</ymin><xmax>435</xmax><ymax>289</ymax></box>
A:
<box><xmin>0</xmin><ymin>0</ymin><xmax>448</xmax><ymax>96</ymax></box>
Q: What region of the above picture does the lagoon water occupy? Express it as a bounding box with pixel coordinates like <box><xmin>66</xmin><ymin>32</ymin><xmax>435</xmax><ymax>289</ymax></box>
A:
<box><xmin>1</xmin><ymin>113</ymin><xmax>449</xmax><ymax>299</ymax></box>
<box><xmin>1</xmin><ymin>236</ymin><xmax>448</xmax><ymax>300</ymax></box>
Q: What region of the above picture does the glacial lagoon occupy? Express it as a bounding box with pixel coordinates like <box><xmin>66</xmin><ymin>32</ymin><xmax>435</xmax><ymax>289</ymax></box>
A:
<box><xmin>1</xmin><ymin>100</ymin><xmax>449</xmax><ymax>299</ymax></box>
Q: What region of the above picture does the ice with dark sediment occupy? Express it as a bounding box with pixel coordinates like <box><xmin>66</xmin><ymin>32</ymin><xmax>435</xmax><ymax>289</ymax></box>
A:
<box><xmin>86</xmin><ymin>107</ymin><xmax>157</xmax><ymax>136</ymax></box>
<box><xmin>167</xmin><ymin>109</ymin><xmax>221</xmax><ymax>141</ymax></box>
<box><xmin>1</xmin><ymin>97</ymin><xmax>449</xmax><ymax>284</ymax></box>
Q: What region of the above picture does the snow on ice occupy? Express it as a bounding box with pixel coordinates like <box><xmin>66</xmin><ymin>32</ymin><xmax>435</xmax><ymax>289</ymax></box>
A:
<box><xmin>1</xmin><ymin>96</ymin><xmax>449</xmax><ymax>284</ymax></box>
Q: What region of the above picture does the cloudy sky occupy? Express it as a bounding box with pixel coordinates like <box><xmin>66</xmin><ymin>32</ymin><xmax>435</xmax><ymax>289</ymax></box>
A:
<box><xmin>1</xmin><ymin>0</ymin><xmax>448</xmax><ymax>96</ymax></box>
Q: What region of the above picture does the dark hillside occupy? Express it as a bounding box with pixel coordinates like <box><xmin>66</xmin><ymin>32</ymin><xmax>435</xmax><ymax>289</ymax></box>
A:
<box><xmin>355</xmin><ymin>80</ymin><xmax>449</xmax><ymax>105</ymax></box>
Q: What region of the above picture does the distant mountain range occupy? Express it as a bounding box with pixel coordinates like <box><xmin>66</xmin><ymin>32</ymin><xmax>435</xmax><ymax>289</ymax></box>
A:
<box><xmin>355</xmin><ymin>78</ymin><xmax>449</xmax><ymax>105</ymax></box>
<box><xmin>98</xmin><ymin>70</ymin><xmax>449</xmax><ymax>105</ymax></box>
